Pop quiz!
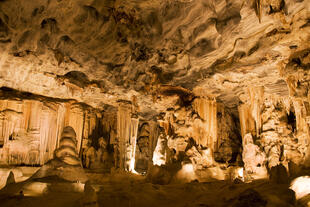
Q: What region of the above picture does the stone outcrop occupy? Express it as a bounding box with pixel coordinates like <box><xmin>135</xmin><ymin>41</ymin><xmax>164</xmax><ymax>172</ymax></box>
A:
<box><xmin>54</xmin><ymin>126</ymin><xmax>81</xmax><ymax>166</ymax></box>
<box><xmin>31</xmin><ymin>126</ymin><xmax>88</xmax><ymax>183</ymax></box>
<box><xmin>239</xmin><ymin>85</ymin><xmax>310</xmax><ymax>180</ymax></box>
<box><xmin>0</xmin><ymin>0</ymin><xmax>306</xmax><ymax>116</ymax></box>
<box><xmin>0</xmin><ymin>126</ymin><xmax>88</xmax><ymax>200</ymax></box>
<box><xmin>0</xmin><ymin>0</ymin><xmax>308</xmax><ymax>185</ymax></box>
<box><xmin>0</xmin><ymin>89</ymin><xmax>114</xmax><ymax>169</ymax></box>
<box><xmin>147</xmin><ymin>92</ymin><xmax>242</xmax><ymax>181</ymax></box>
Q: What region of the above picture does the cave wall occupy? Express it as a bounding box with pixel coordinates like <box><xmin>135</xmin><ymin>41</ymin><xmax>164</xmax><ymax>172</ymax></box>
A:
<box><xmin>0</xmin><ymin>96</ymin><xmax>103</xmax><ymax>166</ymax></box>
<box><xmin>149</xmin><ymin>95</ymin><xmax>242</xmax><ymax>181</ymax></box>
<box><xmin>239</xmin><ymin>86</ymin><xmax>310</xmax><ymax>180</ymax></box>
<box><xmin>1</xmin><ymin>86</ymin><xmax>309</xmax><ymax>183</ymax></box>
<box><xmin>0</xmin><ymin>0</ymin><xmax>307</xmax><ymax>185</ymax></box>
<box><xmin>0</xmin><ymin>93</ymin><xmax>156</xmax><ymax>174</ymax></box>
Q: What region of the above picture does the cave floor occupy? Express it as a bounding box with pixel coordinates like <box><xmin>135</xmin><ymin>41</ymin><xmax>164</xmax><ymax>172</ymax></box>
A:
<box><xmin>0</xmin><ymin>167</ymin><xmax>296</xmax><ymax>207</ymax></box>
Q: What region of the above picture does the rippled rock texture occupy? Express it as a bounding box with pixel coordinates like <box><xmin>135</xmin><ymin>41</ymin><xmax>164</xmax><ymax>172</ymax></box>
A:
<box><xmin>0</xmin><ymin>0</ymin><xmax>309</xmax><ymax>183</ymax></box>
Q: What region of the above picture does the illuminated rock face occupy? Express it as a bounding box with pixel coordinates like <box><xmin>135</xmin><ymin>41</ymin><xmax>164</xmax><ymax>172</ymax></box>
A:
<box><xmin>147</xmin><ymin>96</ymin><xmax>243</xmax><ymax>181</ymax></box>
<box><xmin>0</xmin><ymin>91</ymin><xmax>111</xmax><ymax>168</ymax></box>
<box><xmin>0</xmin><ymin>0</ymin><xmax>307</xmax><ymax>114</ymax></box>
<box><xmin>0</xmin><ymin>0</ymin><xmax>308</xmax><ymax>183</ymax></box>
<box><xmin>242</xmin><ymin>133</ymin><xmax>267</xmax><ymax>180</ymax></box>
<box><xmin>31</xmin><ymin>126</ymin><xmax>88</xmax><ymax>183</ymax></box>
<box><xmin>54</xmin><ymin>126</ymin><xmax>81</xmax><ymax>166</ymax></box>
<box><xmin>238</xmin><ymin>82</ymin><xmax>310</xmax><ymax>180</ymax></box>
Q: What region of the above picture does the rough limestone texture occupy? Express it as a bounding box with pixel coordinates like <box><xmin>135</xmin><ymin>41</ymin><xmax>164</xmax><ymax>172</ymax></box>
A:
<box><xmin>0</xmin><ymin>0</ymin><xmax>309</xmax><ymax>182</ymax></box>
<box><xmin>0</xmin><ymin>91</ymin><xmax>105</xmax><ymax>166</ymax></box>
<box><xmin>239</xmin><ymin>86</ymin><xmax>310</xmax><ymax>180</ymax></box>
<box><xmin>0</xmin><ymin>126</ymin><xmax>88</xmax><ymax>200</ymax></box>
<box><xmin>242</xmin><ymin>133</ymin><xmax>267</xmax><ymax>180</ymax></box>
<box><xmin>31</xmin><ymin>126</ymin><xmax>88</xmax><ymax>183</ymax></box>
<box><xmin>0</xmin><ymin>0</ymin><xmax>307</xmax><ymax>115</ymax></box>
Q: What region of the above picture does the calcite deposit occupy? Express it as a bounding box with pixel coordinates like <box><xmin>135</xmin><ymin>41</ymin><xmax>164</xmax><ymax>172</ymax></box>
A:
<box><xmin>0</xmin><ymin>0</ymin><xmax>309</xmax><ymax>206</ymax></box>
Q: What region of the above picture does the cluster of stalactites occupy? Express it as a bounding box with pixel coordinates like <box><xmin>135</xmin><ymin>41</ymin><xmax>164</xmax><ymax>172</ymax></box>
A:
<box><xmin>239</xmin><ymin>86</ymin><xmax>310</xmax><ymax>180</ymax></box>
<box><xmin>116</xmin><ymin>101</ymin><xmax>139</xmax><ymax>172</ymax></box>
<box><xmin>0</xmin><ymin>99</ymin><xmax>99</xmax><ymax>166</ymax></box>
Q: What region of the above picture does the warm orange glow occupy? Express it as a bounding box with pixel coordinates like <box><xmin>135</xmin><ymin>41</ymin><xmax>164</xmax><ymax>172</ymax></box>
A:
<box><xmin>129</xmin><ymin>157</ymin><xmax>139</xmax><ymax>175</ymax></box>
<box><xmin>176</xmin><ymin>163</ymin><xmax>197</xmax><ymax>182</ymax></box>
<box><xmin>152</xmin><ymin>150</ymin><xmax>166</xmax><ymax>166</ymax></box>
<box><xmin>23</xmin><ymin>182</ymin><xmax>49</xmax><ymax>196</ymax></box>
<box><xmin>290</xmin><ymin>176</ymin><xmax>310</xmax><ymax>199</ymax></box>
<box><xmin>238</xmin><ymin>167</ymin><xmax>244</xmax><ymax>178</ymax></box>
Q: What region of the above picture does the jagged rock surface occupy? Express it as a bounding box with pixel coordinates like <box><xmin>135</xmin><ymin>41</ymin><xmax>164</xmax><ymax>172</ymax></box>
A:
<box><xmin>31</xmin><ymin>126</ymin><xmax>88</xmax><ymax>183</ymax></box>
<box><xmin>0</xmin><ymin>0</ymin><xmax>308</xmax><ymax>182</ymax></box>
<box><xmin>0</xmin><ymin>0</ymin><xmax>307</xmax><ymax>115</ymax></box>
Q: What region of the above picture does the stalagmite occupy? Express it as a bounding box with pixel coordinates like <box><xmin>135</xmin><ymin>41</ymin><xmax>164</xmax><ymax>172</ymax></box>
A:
<box><xmin>242</xmin><ymin>133</ymin><xmax>267</xmax><ymax>180</ymax></box>
<box><xmin>64</xmin><ymin>103</ymin><xmax>84</xmax><ymax>153</ymax></box>
<box><xmin>0</xmin><ymin>127</ymin><xmax>88</xmax><ymax>200</ymax></box>
<box><xmin>0</xmin><ymin>98</ymin><xmax>103</xmax><ymax>166</ymax></box>
<box><xmin>0</xmin><ymin>0</ymin><xmax>308</xmax><ymax>205</ymax></box>
<box><xmin>152</xmin><ymin>128</ymin><xmax>168</xmax><ymax>166</ymax></box>
<box><xmin>31</xmin><ymin>126</ymin><xmax>88</xmax><ymax>182</ymax></box>
<box><xmin>54</xmin><ymin>126</ymin><xmax>81</xmax><ymax>166</ymax></box>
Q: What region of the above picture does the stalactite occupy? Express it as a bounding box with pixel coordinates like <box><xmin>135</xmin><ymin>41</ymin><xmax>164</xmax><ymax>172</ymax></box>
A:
<box><xmin>39</xmin><ymin>103</ymin><xmax>58</xmax><ymax>164</ymax></box>
<box><xmin>103</xmin><ymin>111</ymin><xmax>117</xmax><ymax>145</ymax></box>
<box><xmin>238</xmin><ymin>104</ymin><xmax>256</xmax><ymax>139</ymax></box>
<box><xmin>54</xmin><ymin>103</ymin><xmax>66</xmax><ymax>154</ymax></box>
<box><xmin>249</xmin><ymin>87</ymin><xmax>264</xmax><ymax>138</ymax></box>
<box><xmin>192</xmin><ymin>98</ymin><xmax>217</xmax><ymax>149</ymax></box>
<box><xmin>238</xmin><ymin>87</ymin><xmax>264</xmax><ymax>140</ymax></box>
<box><xmin>80</xmin><ymin>110</ymin><xmax>97</xmax><ymax>155</ymax></box>
<box><xmin>115</xmin><ymin>101</ymin><xmax>141</xmax><ymax>172</ymax></box>
<box><xmin>0</xmin><ymin>98</ymin><xmax>102</xmax><ymax>166</ymax></box>
<box><xmin>129</xmin><ymin>117</ymin><xmax>139</xmax><ymax>173</ymax></box>
<box><xmin>117</xmin><ymin>101</ymin><xmax>132</xmax><ymax>170</ymax></box>
<box><xmin>148</xmin><ymin>121</ymin><xmax>160</xmax><ymax>169</ymax></box>
<box><xmin>239</xmin><ymin>84</ymin><xmax>310</xmax><ymax>177</ymax></box>
<box><xmin>293</xmin><ymin>99</ymin><xmax>307</xmax><ymax>133</ymax></box>
<box><xmin>0</xmin><ymin>100</ymin><xmax>23</xmax><ymax>147</ymax></box>
<box><xmin>28</xmin><ymin>101</ymin><xmax>42</xmax><ymax>132</ymax></box>
<box><xmin>292</xmin><ymin>99</ymin><xmax>310</xmax><ymax>166</ymax></box>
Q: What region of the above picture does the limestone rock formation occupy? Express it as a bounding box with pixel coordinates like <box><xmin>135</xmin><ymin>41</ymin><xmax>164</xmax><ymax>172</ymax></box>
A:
<box><xmin>0</xmin><ymin>126</ymin><xmax>88</xmax><ymax>202</ymax></box>
<box><xmin>0</xmin><ymin>0</ymin><xmax>310</xmax><ymax>206</ymax></box>
<box><xmin>0</xmin><ymin>0</ymin><xmax>308</xmax><ymax>187</ymax></box>
<box><xmin>54</xmin><ymin>126</ymin><xmax>81</xmax><ymax>166</ymax></box>
<box><xmin>242</xmin><ymin>133</ymin><xmax>267</xmax><ymax>180</ymax></box>
<box><xmin>0</xmin><ymin>0</ymin><xmax>306</xmax><ymax>114</ymax></box>
<box><xmin>31</xmin><ymin>126</ymin><xmax>88</xmax><ymax>183</ymax></box>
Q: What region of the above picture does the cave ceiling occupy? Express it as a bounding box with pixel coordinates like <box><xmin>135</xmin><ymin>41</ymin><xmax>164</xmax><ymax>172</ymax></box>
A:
<box><xmin>0</xmin><ymin>0</ymin><xmax>309</xmax><ymax>118</ymax></box>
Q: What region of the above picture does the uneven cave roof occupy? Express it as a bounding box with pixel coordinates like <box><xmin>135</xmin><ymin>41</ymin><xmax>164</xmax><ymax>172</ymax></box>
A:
<box><xmin>0</xmin><ymin>0</ymin><xmax>309</xmax><ymax>117</ymax></box>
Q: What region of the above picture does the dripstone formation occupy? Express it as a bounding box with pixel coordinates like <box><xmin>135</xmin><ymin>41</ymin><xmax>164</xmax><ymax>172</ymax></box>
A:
<box><xmin>31</xmin><ymin>126</ymin><xmax>88</xmax><ymax>183</ymax></box>
<box><xmin>54</xmin><ymin>126</ymin><xmax>81</xmax><ymax>166</ymax></box>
